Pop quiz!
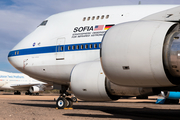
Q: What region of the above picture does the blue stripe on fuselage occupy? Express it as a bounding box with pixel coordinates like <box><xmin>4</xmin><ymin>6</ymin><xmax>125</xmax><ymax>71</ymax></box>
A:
<box><xmin>8</xmin><ymin>42</ymin><xmax>101</xmax><ymax>57</ymax></box>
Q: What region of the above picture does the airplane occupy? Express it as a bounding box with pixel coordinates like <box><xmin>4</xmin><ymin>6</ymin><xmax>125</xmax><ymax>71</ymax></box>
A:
<box><xmin>8</xmin><ymin>5</ymin><xmax>180</xmax><ymax>109</ymax></box>
<box><xmin>0</xmin><ymin>71</ymin><xmax>53</xmax><ymax>95</ymax></box>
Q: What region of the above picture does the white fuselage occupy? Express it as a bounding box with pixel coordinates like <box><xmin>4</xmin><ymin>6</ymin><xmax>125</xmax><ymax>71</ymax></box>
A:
<box><xmin>8</xmin><ymin>5</ymin><xmax>178</xmax><ymax>86</ymax></box>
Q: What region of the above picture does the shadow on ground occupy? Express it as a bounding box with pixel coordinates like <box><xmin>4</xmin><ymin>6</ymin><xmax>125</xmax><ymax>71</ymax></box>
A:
<box><xmin>10</xmin><ymin>101</ymin><xmax>180</xmax><ymax>120</ymax></box>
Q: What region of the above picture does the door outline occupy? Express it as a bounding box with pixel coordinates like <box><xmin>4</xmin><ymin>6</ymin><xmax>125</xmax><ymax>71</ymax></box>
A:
<box><xmin>56</xmin><ymin>38</ymin><xmax>65</xmax><ymax>60</ymax></box>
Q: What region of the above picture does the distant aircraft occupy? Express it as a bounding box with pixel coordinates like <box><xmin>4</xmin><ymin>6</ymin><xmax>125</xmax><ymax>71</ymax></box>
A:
<box><xmin>8</xmin><ymin>5</ymin><xmax>180</xmax><ymax>109</ymax></box>
<box><xmin>0</xmin><ymin>71</ymin><xmax>52</xmax><ymax>95</ymax></box>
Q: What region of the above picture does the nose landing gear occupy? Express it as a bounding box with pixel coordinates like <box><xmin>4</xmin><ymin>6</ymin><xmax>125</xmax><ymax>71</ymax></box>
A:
<box><xmin>56</xmin><ymin>97</ymin><xmax>73</xmax><ymax>109</ymax></box>
<box><xmin>55</xmin><ymin>85</ymin><xmax>76</xmax><ymax>109</ymax></box>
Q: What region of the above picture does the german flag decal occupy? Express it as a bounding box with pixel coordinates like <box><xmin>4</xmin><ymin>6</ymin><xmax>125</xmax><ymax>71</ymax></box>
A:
<box><xmin>104</xmin><ymin>24</ymin><xmax>114</xmax><ymax>30</ymax></box>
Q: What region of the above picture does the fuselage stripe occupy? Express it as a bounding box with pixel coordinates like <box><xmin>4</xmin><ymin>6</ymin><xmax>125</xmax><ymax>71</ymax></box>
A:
<box><xmin>8</xmin><ymin>42</ymin><xmax>101</xmax><ymax>57</ymax></box>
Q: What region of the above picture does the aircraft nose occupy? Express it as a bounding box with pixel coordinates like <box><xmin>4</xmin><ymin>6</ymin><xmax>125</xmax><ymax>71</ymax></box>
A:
<box><xmin>8</xmin><ymin>50</ymin><xmax>23</xmax><ymax>72</ymax></box>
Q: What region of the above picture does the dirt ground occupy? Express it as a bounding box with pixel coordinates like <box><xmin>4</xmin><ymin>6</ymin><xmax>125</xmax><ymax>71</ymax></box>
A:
<box><xmin>0</xmin><ymin>92</ymin><xmax>180</xmax><ymax>120</ymax></box>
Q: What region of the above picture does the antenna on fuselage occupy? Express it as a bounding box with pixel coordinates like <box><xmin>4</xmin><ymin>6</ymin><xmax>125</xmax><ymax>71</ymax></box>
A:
<box><xmin>138</xmin><ymin>1</ymin><xmax>141</xmax><ymax>5</ymax></box>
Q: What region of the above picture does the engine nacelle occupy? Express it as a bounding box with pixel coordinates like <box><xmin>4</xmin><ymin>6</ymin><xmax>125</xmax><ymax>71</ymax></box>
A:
<box><xmin>29</xmin><ymin>85</ymin><xmax>45</xmax><ymax>93</ymax></box>
<box><xmin>71</xmin><ymin>60</ymin><xmax>155</xmax><ymax>101</ymax></box>
<box><xmin>71</xmin><ymin>60</ymin><xmax>113</xmax><ymax>101</ymax></box>
<box><xmin>101</xmin><ymin>21</ymin><xmax>180</xmax><ymax>87</ymax></box>
<box><xmin>161</xmin><ymin>91</ymin><xmax>180</xmax><ymax>99</ymax></box>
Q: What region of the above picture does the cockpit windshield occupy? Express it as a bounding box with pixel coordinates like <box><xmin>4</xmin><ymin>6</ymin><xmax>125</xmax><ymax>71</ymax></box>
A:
<box><xmin>39</xmin><ymin>20</ymin><xmax>48</xmax><ymax>26</ymax></box>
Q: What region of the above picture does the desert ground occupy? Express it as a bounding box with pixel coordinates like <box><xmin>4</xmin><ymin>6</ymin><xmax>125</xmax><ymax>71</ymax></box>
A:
<box><xmin>0</xmin><ymin>92</ymin><xmax>180</xmax><ymax>120</ymax></box>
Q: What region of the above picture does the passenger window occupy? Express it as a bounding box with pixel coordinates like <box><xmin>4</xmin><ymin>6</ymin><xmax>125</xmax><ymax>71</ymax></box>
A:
<box><xmin>15</xmin><ymin>51</ymin><xmax>16</xmax><ymax>55</ymax></box>
<box><xmin>85</xmin><ymin>44</ymin><xmax>88</xmax><ymax>49</ymax></box>
<box><xmin>76</xmin><ymin>45</ymin><xmax>79</xmax><ymax>50</ymax></box>
<box><xmin>101</xmin><ymin>15</ymin><xmax>104</xmax><ymax>19</ymax></box>
<box><xmin>68</xmin><ymin>46</ymin><xmax>70</xmax><ymax>50</ymax></box>
<box><xmin>94</xmin><ymin>44</ymin><xmax>97</xmax><ymax>48</ymax></box>
<box><xmin>72</xmin><ymin>45</ymin><xmax>75</xmax><ymax>50</ymax></box>
<box><xmin>61</xmin><ymin>46</ymin><xmax>63</xmax><ymax>51</ymax></box>
<box><xmin>99</xmin><ymin>43</ymin><xmax>101</xmax><ymax>48</ymax></box>
<box><xmin>17</xmin><ymin>51</ymin><xmax>19</xmax><ymax>55</ymax></box>
<box><xmin>106</xmin><ymin>15</ymin><xmax>109</xmax><ymax>19</ymax></box>
<box><xmin>96</xmin><ymin>16</ymin><xmax>100</xmax><ymax>20</ymax></box>
<box><xmin>89</xmin><ymin>44</ymin><xmax>92</xmax><ymax>49</ymax></box>
<box><xmin>87</xmin><ymin>17</ymin><xmax>90</xmax><ymax>21</ymax></box>
<box><xmin>83</xmin><ymin>17</ymin><xmax>86</xmax><ymax>21</ymax></box>
<box><xmin>92</xmin><ymin>16</ymin><xmax>95</xmax><ymax>20</ymax></box>
<box><xmin>81</xmin><ymin>45</ymin><xmax>83</xmax><ymax>49</ymax></box>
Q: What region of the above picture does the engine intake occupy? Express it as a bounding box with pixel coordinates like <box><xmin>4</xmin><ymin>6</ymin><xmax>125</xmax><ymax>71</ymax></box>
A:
<box><xmin>29</xmin><ymin>85</ymin><xmax>45</xmax><ymax>93</ymax></box>
<box><xmin>163</xmin><ymin>29</ymin><xmax>180</xmax><ymax>84</ymax></box>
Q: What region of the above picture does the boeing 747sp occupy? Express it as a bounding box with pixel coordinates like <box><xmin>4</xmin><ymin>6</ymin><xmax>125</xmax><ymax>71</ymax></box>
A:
<box><xmin>8</xmin><ymin>5</ymin><xmax>180</xmax><ymax>108</ymax></box>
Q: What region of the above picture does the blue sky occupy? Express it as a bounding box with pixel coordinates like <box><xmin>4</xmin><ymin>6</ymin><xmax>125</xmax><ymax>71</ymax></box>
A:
<box><xmin>1</xmin><ymin>0</ymin><xmax>180</xmax><ymax>73</ymax></box>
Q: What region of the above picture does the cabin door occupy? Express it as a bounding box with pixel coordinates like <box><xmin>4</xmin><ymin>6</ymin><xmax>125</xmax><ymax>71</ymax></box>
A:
<box><xmin>56</xmin><ymin>38</ymin><xmax>65</xmax><ymax>60</ymax></box>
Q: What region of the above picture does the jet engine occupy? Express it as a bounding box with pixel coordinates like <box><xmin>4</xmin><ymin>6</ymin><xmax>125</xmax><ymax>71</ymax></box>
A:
<box><xmin>71</xmin><ymin>60</ymin><xmax>156</xmax><ymax>101</ymax></box>
<box><xmin>29</xmin><ymin>86</ymin><xmax>42</xmax><ymax>93</ymax></box>
<box><xmin>101</xmin><ymin>21</ymin><xmax>180</xmax><ymax>87</ymax></box>
<box><xmin>29</xmin><ymin>84</ymin><xmax>50</xmax><ymax>93</ymax></box>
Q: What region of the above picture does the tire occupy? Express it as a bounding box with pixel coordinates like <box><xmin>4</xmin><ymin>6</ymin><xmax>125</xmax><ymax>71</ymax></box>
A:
<box><xmin>136</xmin><ymin>96</ymin><xmax>148</xmax><ymax>99</ymax></box>
<box><xmin>56</xmin><ymin>97</ymin><xmax>67</xmax><ymax>109</ymax></box>
<box><xmin>14</xmin><ymin>91</ymin><xmax>21</xmax><ymax>95</ymax></box>
<box><xmin>71</xmin><ymin>97</ymin><xmax>77</xmax><ymax>102</ymax></box>
<box><xmin>170</xmin><ymin>99</ymin><xmax>179</xmax><ymax>104</ymax></box>
<box><xmin>25</xmin><ymin>91</ymin><xmax>31</xmax><ymax>95</ymax></box>
<box><xmin>173</xmin><ymin>99</ymin><xmax>179</xmax><ymax>104</ymax></box>
<box><xmin>66</xmin><ymin>98</ymin><xmax>73</xmax><ymax>108</ymax></box>
<box><xmin>165</xmin><ymin>99</ymin><xmax>179</xmax><ymax>104</ymax></box>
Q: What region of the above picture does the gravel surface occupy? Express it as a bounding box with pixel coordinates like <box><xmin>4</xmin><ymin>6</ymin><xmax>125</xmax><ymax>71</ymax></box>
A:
<box><xmin>0</xmin><ymin>93</ymin><xmax>180</xmax><ymax>120</ymax></box>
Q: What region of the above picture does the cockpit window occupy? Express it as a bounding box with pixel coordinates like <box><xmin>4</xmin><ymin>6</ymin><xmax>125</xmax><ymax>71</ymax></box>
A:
<box><xmin>39</xmin><ymin>20</ymin><xmax>48</xmax><ymax>26</ymax></box>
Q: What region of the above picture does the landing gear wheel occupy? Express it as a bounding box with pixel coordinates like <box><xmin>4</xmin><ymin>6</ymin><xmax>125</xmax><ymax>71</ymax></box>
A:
<box><xmin>66</xmin><ymin>98</ymin><xmax>73</xmax><ymax>108</ymax></box>
<box><xmin>25</xmin><ymin>91</ymin><xmax>32</xmax><ymax>95</ymax></box>
<box><xmin>71</xmin><ymin>97</ymin><xmax>77</xmax><ymax>102</ymax></box>
<box><xmin>136</xmin><ymin>96</ymin><xmax>148</xmax><ymax>99</ymax></box>
<box><xmin>14</xmin><ymin>91</ymin><xmax>21</xmax><ymax>95</ymax></box>
<box><xmin>173</xmin><ymin>99</ymin><xmax>179</xmax><ymax>104</ymax></box>
<box><xmin>56</xmin><ymin>97</ymin><xmax>67</xmax><ymax>109</ymax></box>
<box><xmin>165</xmin><ymin>99</ymin><xmax>179</xmax><ymax>104</ymax></box>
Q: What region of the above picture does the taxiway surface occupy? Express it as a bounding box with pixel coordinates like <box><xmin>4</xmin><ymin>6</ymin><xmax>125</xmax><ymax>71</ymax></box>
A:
<box><xmin>0</xmin><ymin>92</ymin><xmax>180</xmax><ymax>120</ymax></box>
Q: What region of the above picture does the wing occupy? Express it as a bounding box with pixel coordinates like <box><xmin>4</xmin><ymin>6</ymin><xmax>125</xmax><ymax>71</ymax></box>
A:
<box><xmin>10</xmin><ymin>83</ymin><xmax>52</xmax><ymax>91</ymax></box>
<box><xmin>142</xmin><ymin>5</ymin><xmax>180</xmax><ymax>22</ymax></box>
<box><xmin>10</xmin><ymin>84</ymin><xmax>40</xmax><ymax>90</ymax></box>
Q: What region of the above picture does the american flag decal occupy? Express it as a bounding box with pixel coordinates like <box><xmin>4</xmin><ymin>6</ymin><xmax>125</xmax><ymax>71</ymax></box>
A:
<box><xmin>94</xmin><ymin>25</ymin><xmax>104</xmax><ymax>31</ymax></box>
